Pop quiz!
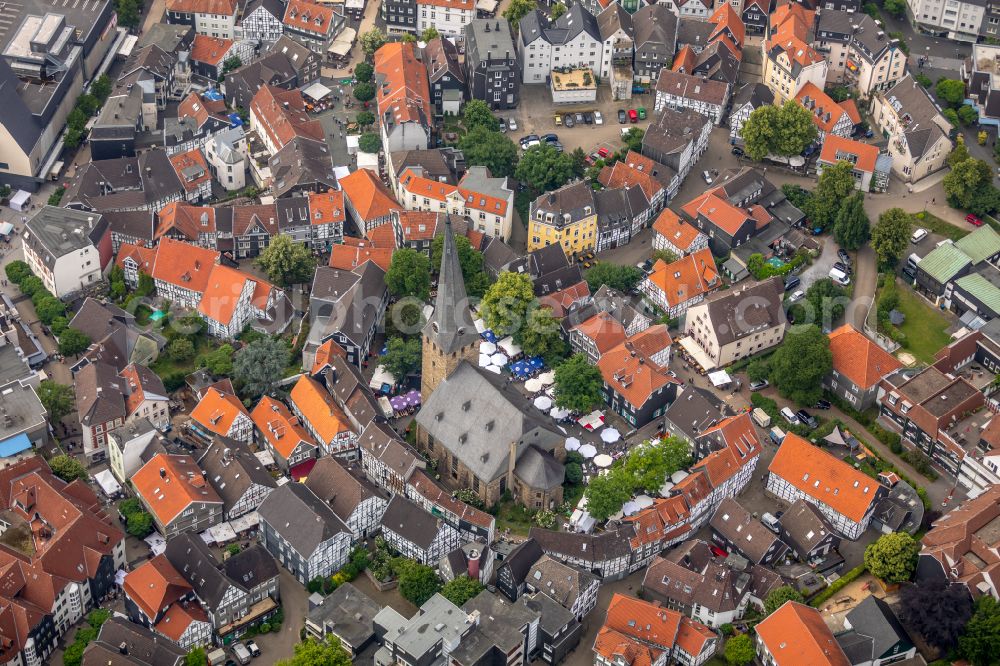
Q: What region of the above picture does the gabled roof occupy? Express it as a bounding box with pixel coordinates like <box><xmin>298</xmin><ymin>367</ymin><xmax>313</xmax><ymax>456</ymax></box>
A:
<box><xmin>682</xmin><ymin>190</ymin><xmax>752</xmax><ymax>236</ymax></box>
<box><xmin>282</xmin><ymin>0</ymin><xmax>337</xmax><ymax>36</ymax></box>
<box><xmin>167</xmin><ymin>148</ymin><xmax>211</xmax><ymax>194</ymax></box>
<box><xmin>189</xmin><ymin>35</ymin><xmax>233</xmax><ymax>66</ymax></box>
<box><xmin>123</xmin><ymin>555</ymin><xmax>191</xmax><ymax>620</ymax></box>
<box><xmin>339</xmin><ymin>168</ymin><xmax>401</xmax><ymax>222</ymax></box>
<box><xmin>166</xmin><ymin>0</ymin><xmax>235</xmax><ymax>14</ymax></box>
<box><xmin>756</xmin><ymin>601</ymin><xmax>850</xmax><ymax>666</ymax></box>
<box><xmin>198</xmin><ymin>438</ymin><xmax>276</xmax><ymax>513</ymax></box>
<box><xmin>150</xmin><ymin>237</ymin><xmax>219</xmax><ymax>293</ymax></box>
<box><xmin>289</xmin><ymin>375</ymin><xmax>352</xmax><ymax>443</ymax></box>
<box><xmin>250</xmin><ymin>84</ymin><xmax>325</xmax><ymax>151</ymax></box>
<box><xmin>818</xmin><ymin>135</ymin><xmax>879</xmax><ymax>173</ymax></box>
<box><xmin>651</xmin><ymin>209</ymin><xmax>704</xmax><ymax>251</ymax></box>
<box><xmin>190</xmin><ymin>385</ymin><xmax>251</xmax><ymax>437</ymax></box>
<box><xmin>196</xmin><ymin>264</ymin><xmax>274</xmax><ymax>326</ymax></box>
<box><xmin>374</xmin><ymin>42</ymin><xmax>432</xmax><ymax>131</ymax></box>
<box><xmin>827</xmin><ymin>324</ymin><xmax>903</xmax><ymax>390</ymax></box>
<box><xmin>133</xmin><ymin>454</ymin><xmax>223</xmax><ymax>526</ymax></box>
<box><xmin>920</xmin><ymin>485</ymin><xmax>1000</xmax><ymax>599</ymax></box>
<box><xmin>644</xmin><ymin>248</ymin><xmax>719</xmax><ymax>308</ymax></box>
<box><xmin>304</xmin><ymin>457</ymin><xmax>385</xmax><ymax>522</ymax></box>
<box><xmin>251</xmin><ymin>396</ymin><xmax>317</xmax><ymax>460</ymax></box>
<box><xmin>598</xmin><ymin>328</ymin><xmax>678</xmax><ymax>408</ymax></box>
<box><xmin>257</xmin><ymin>483</ymin><xmax>350</xmax><ymax>556</ymax></box>
<box><xmin>795</xmin><ymin>82</ymin><xmax>851</xmax><ymax>133</ymax></box>
<box><xmin>767</xmin><ymin>433</ymin><xmax>882</xmax><ymax>522</ymax></box>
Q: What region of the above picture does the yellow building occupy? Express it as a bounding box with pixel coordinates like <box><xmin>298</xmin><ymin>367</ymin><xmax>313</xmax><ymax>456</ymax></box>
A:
<box><xmin>527</xmin><ymin>181</ymin><xmax>598</xmax><ymax>256</ymax></box>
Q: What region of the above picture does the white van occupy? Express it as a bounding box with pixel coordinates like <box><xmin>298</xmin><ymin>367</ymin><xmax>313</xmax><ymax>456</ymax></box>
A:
<box><xmin>780</xmin><ymin>406</ymin><xmax>799</xmax><ymax>425</ymax></box>
<box><xmin>906</xmin><ymin>253</ymin><xmax>921</xmax><ymax>270</ymax></box>
<box><xmin>761</xmin><ymin>512</ymin><xmax>781</xmax><ymax>533</ymax></box>
<box><xmin>829</xmin><ymin>267</ymin><xmax>850</xmax><ymax>286</ymax></box>
<box><xmin>752</xmin><ymin>407</ymin><xmax>771</xmax><ymax>428</ymax></box>
<box><xmin>911</xmin><ymin>228</ymin><xmax>929</xmax><ymax>243</ymax></box>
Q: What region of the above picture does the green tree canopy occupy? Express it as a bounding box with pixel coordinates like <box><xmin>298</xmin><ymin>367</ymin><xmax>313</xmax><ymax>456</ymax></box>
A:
<box><xmin>90</xmin><ymin>74</ymin><xmax>112</xmax><ymax>102</ymax></box>
<box><xmin>550</xmin><ymin>1</ymin><xmax>567</xmax><ymax>18</ymax></box>
<box><xmin>769</xmin><ymin>325</ymin><xmax>832</xmax><ymax>405</ymax></box>
<box><xmin>747</xmin><ymin>359</ymin><xmax>770</xmax><ymax>383</ymax></box>
<box><xmin>356</xmin><ymin>110</ymin><xmax>375</xmax><ymax>128</ymax></box>
<box><xmin>585</xmin><ymin>262</ymin><xmax>645</xmax><ymax>293</ymax></box>
<box><xmin>553</xmin><ymin>353</ymin><xmax>604</xmax><ymax>413</ymax></box>
<box><xmin>255</xmin><ymin>235</ymin><xmax>316</xmax><ymax>286</ymax></box>
<box><xmin>199</xmin><ymin>344</ymin><xmax>234</xmax><ymax>376</ymax></box>
<box><xmin>871</xmin><ymin>208</ymin><xmax>912</xmax><ymax>267</ymax></box>
<box><xmin>481</xmin><ymin>272</ymin><xmax>535</xmax><ymax>336</ymax></box>
<box><xmin>185</xmin><ymin>648</ymin><xmax>207</xmax><ymax>666</ymax></box>
<box><xmin>58</xmin><ymin>327</ymin><xmax>91</xmax><ymax>356</ymax></box>
<box><xmin>883</xmin><ymin>0</ymin><xmax>906</xmax><ymax>16</ymax></box>
<box><xmin>622</xmin><ymin>127</ymin><xmax>644</xmax><ymax>153</ymax></box>
<box><xmin>167</xmin><ymin>338</ymin><xmax>196</xmax><ymax>362</ymax></box>
<box><xmin>764</xmin><ymin>586</ymin><xmax>805</xmax><ymax>615</ymax></box>
<box><xmin>584</xmin><ymin>468</ymin><xmax>633</xmax><ymax>521</ymax></box>
<box><xmin>789</xmin><ymin>278</ymin><xmax>847</xmax><ymax>330</ymax></box>
<box><xmin>36</xmin><ymin>296</ymin><xmax>66</xmax><ymax>326</ymax></box>
<box><xmin>358</xmin><ymin>132</ymin><xmax>382</xmax><ymax>154</ymax></box>
<box><xmin>810</xmin><ymin>161</ymin><xmax>860</xmax><ymax>230</ymax></box>
<box><xmin>740</xmin><ymin>100</ymin><xmax>818</xmax><ymax>160</ymax></box>
<box><xmin>503</xmin><ymin>0</ymin><xmax>538</xmax><ymax>29</ymax></box>
<box><xmin>864</xmin><ymin>532</ymin><xmax>919</xmax><ymax>583</ymax></box>
<box><xmin>233</xmin><ymin>337</ymin><xmax>289</xmax><ymax>398</ymax></box>
<box><xmin>514</xmin><ymin>144</ymin><xmax>576</xmax><ymax>193</ymax></box>
<box><xmin>18</xmin><ymin>276</ymin><xmax>43</xmax><ymax>297</ymax></box>
<box><xmin>724</xmin><ymin>634</ymin><xmax>756</xmax><ymax>666</ymax></box>
<box><xmin>4</xmin><ymin>261</ymin><xmax>31</xmax><ymax>285</ymax></box>
<box><xmin>38</xmin><ymin>380</ymin><xmax>74</xmax><ymax>424</ymax></box>
<box><xmin>354</xmin><ymin>62</ymin><xmax>374</xmax><ymax>83</ymax></box>
<box><xmin>459</xmin><ymin>127</ymin><xmax>519</xmax><ymax>178</ymax></box>
<box><xmin>462</xmin><ymin>99</ymin><xmax>500</xmax><ymax>132</ymax></box>
<box><xmin>276</xmin><ymin>638</ymin><xmax>352</xmax><ymax>666</ymax></box>
<box><xmin>381</xmin><ymin>337</ymin><xmax>422</xmax><ymax>378</ymax></box>
<box><xmin>422</xmin><ymin>27</ymin><xmax>440</xmax><ymax>41</ymax></box>
<box><xmin>392</xmin><ymin>558</ymin><xmax>442</xmax><ymax>606</ymax></box>
<box><xmin>48</xmin><ymin>454</ymin><xmax>88</xmax><ymax>483</ymax></box>
<box><xmin>222</xmin><ymin>56</ymin><xmax>242</xmax><ymax>75</ymax></box>
<box><xmin>440</xmin><ymin>575</ymin><xmax>485</xmax><ymax>606</ymax></box>
<box><xmin>899</xmin><ymin>579</ymin><xmax>972</xmax><ymax>651</ymax></box>
<box><xmin>515</xmin><ymin>306</ymin><xmax>566</xmax><ymax>364</ymax></box>
<box><xmin>353</xmin><ymin>82</ymin><xmax>376</xmax><ymax>103</ymax></box>
<box><xmin>959</xmin><ymin>596</ymin><xmax>1000</xmax><ymax>666</ymax></box>
<box><xmin>386</xmin><ymin>248</ymin><xmax>431</xmax><ymax>300</ymax></box>
<box><xmin>935</xmin><ymin>78</ymin><xmax>966</xmax><ymax>108</ymax></box>
<box><xmin>126</xmin><ymin>511</ymin><xmax>154</xmax><ymax>538</ymax></box>
<box><xmin>621</xmin><ymin>437</ymin><xmax>691</xmax><ymax>494</ymax></box>
<box><xmin>944</xmin><ymin>156</ymin><xmax>992</xmax><ymax>209</ymax></box>
<box><xmin>833</xmin><ymin>193</ymin><xmax>870</xmax><ymax>250</ymax></box>
<box><xmin>361</xmin><ymin>29</ymin><xmax>387</xmax><ymax>57</ymax></box>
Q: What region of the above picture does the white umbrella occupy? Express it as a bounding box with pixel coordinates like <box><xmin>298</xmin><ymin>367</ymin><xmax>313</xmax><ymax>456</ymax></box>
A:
<box><xmin>525</xmin><ymin>378</ymin><xmax>543</xmax><ymax>393</ymax></box>
<box><xmin>491</xmin><ymin>352</ymin><xmax>508</xmax><ymax>366</ymax></box>
<box><xmin>565</xmin><ymin>437</ymin><xmax>581</xmax><ymax>451</ymax></box>
<box><xmin>479</xmin><ymin>353</ymin><xmax>492</xmax><ymax>367</ymax></box>
<box><xmin>594</xmin><ymin>453</ymin><xmax>613</xmax><ymax>468</ymax></box>
<box><xmin>534</xmin><ymin>395</ymin><xmax>553</xmax><ymax>410</ymax></box>
<box><xmin>545</xmin><ymin>386</ymin><xmax>556</xmax><ymax>397</ymax></box>
<box><xmin>579</xmin><ymin>444</ymin><xmax>598</xmax><ymax>459</ymax></box>
<box><xmin>480</xmin><ymin>341</ymin><xmax>497</xmax><ymax>355</ymax></box>
<box><xmin>550</xmin><ymin>406</ymin><xmax>571</xmax><ymax>420</ymax></box>
<box><xmin>622</xmin><ymin>501</ymin><xmax>641</xmax><ymax>516</ymax></box>
<box><xmin>474</xmin><ymin>318</ymin><xmax>487</xmax><ymax>333</ymax></box>
<box><xmin>484</xmin><ymin>364</ymin><xmax>502</xmax><ymax>375</ymax></box>
<box><xmin>601</xmin><ymin>428</ymin><xmax>621</xmax><ymax>443</ymax></box>
<box><xmin>538</xmin><ymin>370</ymin><xmax>556</xmax><ymax>386</ymax></box>
<box><xmin>635</xmin><ymin>495</ymin><xmax>655</xmax><ymax>508</ymax></box>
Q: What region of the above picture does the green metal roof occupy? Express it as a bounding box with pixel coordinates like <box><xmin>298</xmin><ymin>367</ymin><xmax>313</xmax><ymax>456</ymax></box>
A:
<box><xmin>917</xmin><ymin>243</ymin><xmax>972</xmax><ymax>283</ymax></box>
<box><xmin>954</xmin><ymin>225</ymin><xmax>1000</xmax><ymax>265</ymax></box>
<box><xmin>954</xmin><ymin>273</ymin><xmax>1000</xmax><ymax>315</ymax></box>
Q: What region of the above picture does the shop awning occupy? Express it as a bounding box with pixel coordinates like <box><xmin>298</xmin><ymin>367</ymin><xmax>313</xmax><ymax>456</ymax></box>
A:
<box><xmin>9</xmin><ymin>190</ymin><xmax>30</xmax><ymax>212</ymax></box>
<box><xmin>678</xmin><ymin>336</ymin><xmax>716</xmax><ymax>371</ymax></box>
<box><xmin>302</xmin><ymin>82</ymin><xmax>333</xmax><ymax>101</ymax></box>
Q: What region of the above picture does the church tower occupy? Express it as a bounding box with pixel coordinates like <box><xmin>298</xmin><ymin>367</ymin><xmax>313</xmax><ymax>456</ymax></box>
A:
<box><xmin>421</xmin><ymin>217</ymin><xmax>481</xmax><ymax>399</ymax></box>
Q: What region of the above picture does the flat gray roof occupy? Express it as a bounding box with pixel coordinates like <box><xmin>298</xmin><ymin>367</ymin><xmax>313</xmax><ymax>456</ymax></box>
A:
<box><xmin>25</xmin><ymin>206</ymin><xmax>102</xmax><ymax>258</ymax></box>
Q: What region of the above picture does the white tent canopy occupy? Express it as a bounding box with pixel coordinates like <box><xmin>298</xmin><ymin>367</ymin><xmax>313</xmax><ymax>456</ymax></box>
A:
<box><xmin>145</xmin><ymin>533</ymin><xmax>166</xmax><ymax>556</ymax></box>
<box><xmin>94</xmin><ymin>469</ymin><xmax>121</xmax><ymax>497</ymax></box>
<box><xmin>594</xmin><ymin>454</ymin><xmax>614</xmax><ymax>468</ymax></box>
<box><xmin>578</xmin><ymin>410</ymin><xmax>605</xmax><ymax>431</ymax></box>
<box><xmin>302</xmin><ymin>81</ymin><xmax>333</xmax><ymax>101</ymax></box>
<box><xmin>525</xmin><ymin>378</ymin><xmax>543</xmax><ymax>393</ymax></box>
<box><xmin>490</xmin><ymin>352</ymin><xmax>508</xmax><ymax>366</ymax></box>
<box><xmin>601</xmin><ymin>428</ymin><xmax>621</xmax><ymax>443</ymax></box>
<box><xmin>474</xmin><ymin>318</ymin><xmax>487</xmax><ymax>333</ymax></box>
<box><xmin>708</xmin><ymin>370</ymin><xmax>733</xmax><ymax>388</ymax></box>
<box><xmin>479</xmin><ymin>353</ymin><xmax>493</xmax><ymax>367</ymax></box>
<box><xmin>480</xmin><ymin>341</ymin><xmax>497</xmax><ymax>355</ymax></box>
<box><xmin>254</xmin><ymin>450</ymin><xmax>275</xmax><ymax>467</ymax></box>
<box><xmin>9</xmin><ymin>190</ymin><xmax>30</xmax><ymax>212</ymax></box>
<box><xmin>498</xmin><ymin>336</ymin><xmax>521</xmax><ymax>357</ymax></box>
<box><xmin>678</xmin><ymin>335</ymin><xmax>717</xmax><ymax>371</ymax></box>
<box><xmin>538</xmin><ymin>371</ymin><xmax>555</xmax><ymax>386</ymax></box>
<box><xmin>534</xmin><ymin>395</ymin><xmax>552</xmax><ymax>410</ymax></box>
<box><xmin>565</xmin><ymin>437</ymin><xmax>581</xmax><ymax>451</ymax></box>
<box><xmin>483</xmin><ymin>364</ymin><xmax>502</xmax><ymax>374</ymax></box>
<box><xmin>550</xmin><ymin>406</ymin><xmax>571</xmax><ymax>420</ymax></box>
<box><xmin>579</xmin><ymin>444</ymin><xmax>598</xmax><ymax>459</ymax></box>
<box><xmin>369</xmin><ymin>365</ymin><xmax>397</xmax><ymax>390</ymax></box>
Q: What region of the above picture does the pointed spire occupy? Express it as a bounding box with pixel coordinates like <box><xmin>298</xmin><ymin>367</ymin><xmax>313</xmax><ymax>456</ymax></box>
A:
<box><xmin>424</xmin><ymin>216</ymin><xmax>479</xmax><ymax>354</ymax></box>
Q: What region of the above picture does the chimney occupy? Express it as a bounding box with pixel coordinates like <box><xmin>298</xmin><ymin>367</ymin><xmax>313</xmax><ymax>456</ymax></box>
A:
<box><xmin>159</xmin><ymin>468</ymin><xmax>166</xmax><ymax>478</ymax></box>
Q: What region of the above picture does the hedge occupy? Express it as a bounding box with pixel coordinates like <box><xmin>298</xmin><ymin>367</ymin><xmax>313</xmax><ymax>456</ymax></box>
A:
<box><xmin>809</xmin><ymin>564</ymin><xmax>867</xmax><ymax>607</ymax></box>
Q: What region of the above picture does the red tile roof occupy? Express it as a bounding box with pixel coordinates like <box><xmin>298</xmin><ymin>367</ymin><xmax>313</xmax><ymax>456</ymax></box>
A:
<box><xmin>251</xmin><ymin>396</ymin><xmax>317</xmax><ymax>460</ymax></box>
<box><xmin>795</xmin><ymin>83</ymin><xmax>851</xmax><ymax>133</ymax></box>
<box><xmin>155</xmin><ymin>202</ymin><xmax>217</xmax><ymax>241</ymax></box>
<box><xmin>682</xmin><ymin>190</ymin><xmax>752</xmax><ymax>236</ymax></box>
<box><xmin>132</xmin><ymin>453</ymin><xmax>223</xmax><ymax>527</ymax></box>
<box><xmin>644</xmin><ymin>248</ymin><xmax>719</xmax><ymax>309</ymax></box>
<box><xmin>189</xmin><ymin>35</ymin><xmax>233</xmax><ymax>66</ymax></box>
<box><xmin>756</xmin><ymin>601</ymin><xmax>850</xmax><ymax>666</ymax></box>
<box><xmin>250</xmin><ymin>85</ymin><xmax>325</xmax><ymax>151</ymax></box>
<box><xmin>598</xmin><ymin>339</ymin><xmax>678</xmax><ymax>409</ymax></box>
<box><xmin>599</xmin><ymin>593</ymin><xmax>714</xmax><ymax>659</ymax></box>
<box><xmin>827</xmin><ymin>324</ymin><xmax>902</xmax><ymax>390</ymax></box>
<box><xmin>573</xmin><ymin>312</ymin><xmax>626</xmax><ymax>356</ymax></box>
<box><xmin>190</xmin><ymin>385</ymin><xmax>251</xmax><ymax>437</ymax></box>
<box><xmin>123</xmin><ymin>555</ymin><xmax>191</xmax><ymax>620</ymax></box>
<box><xmin>177</xmin><ymin>92</ymin><xmax>228</xmax><ymax>129</ymax></box>
<box><xmin>767</xmin><ymin>433</ymin><xmax>881</xmax><ymax>522</ymax></box>
<box><xmin>328</xmin><ymin>243</ymin><xmax>393</xmax><ymax>272</ymax></box>
<box><xmin>709</xmin><ymin>4</ymin><xmax>745</xmax><ymax>52</ymax></box>
<box><xmin>282</xmin><ymin>0</ymin><xmax>337</xmax><ymax>36</ymax></box>
<box><xmin>149</xmin><ymin>237</ymin><xmax>220</xmax><ymax>294</ymax></box>
<box><xmin>818</xmin><ymin>135</ymin><xmax>879</xmax><ymax>174</ymax></box>
<box><xmin>593</xmin><ymin>627</ymin><xmax>663</xmax><ymax>666</ymax></box>
<box><xmin>168</xmin><ymin>148</ymin><xmax>212</xmax><ymax>193</ymax></box>
<box><xmin>155</xmin><ymin>600</ymin><xmax>210</xmax><ymax>642</ymax></box>
<box><xmin>289</xmin><ymin>375</ymin><xmax>352</xmax><ymax>444</ymax></box>
<box><xmin>374</xmin><ymin>42</ymin><xmax>432</xmax><ymax>131</ymax></box>
<box><xmin>310</xmin><ymin>339</ymin><xmax>348</xmax><ymax>376</ymax></box>
<box><xmin>652</xmin><ymin>209</ymin><xmax>705</xmax><ymax>252</ymax></box>
<box><xmin>396</xmin><ymin>210</ymin><xmax>440</xmax><ymax>241</ymax></box>
<box><xmin>165</xmin><ymin>0</ymin><xmax>236</xmax><ymax>15</ymax></box>
<box><xmin>308</xmin><ymin>190</ymin><xmax>345</xmax><ymax>227</ymax></box>
<box><xmin>116</xmin><ymin>243</ymin><xmax>156</xmax><ymax>274</ymax></box>
<box><xmin>538</xmin><ymin>281</ymin><xmax>590</xmax><ymax>318</ymax></box>
<box><xmin>339</xmin><ymin>168</ymin><xmax>400</xmax><ymax>223</ymax></box>
<box><xmin>197</xmin><ymin>264</ymin><xmax>273</xmax><ymax>326</ymax></box>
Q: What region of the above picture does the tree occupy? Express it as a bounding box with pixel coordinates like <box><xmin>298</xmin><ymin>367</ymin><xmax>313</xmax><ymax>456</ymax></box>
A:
<box><xmin>49</xmin><ymin>454</ymin><xmax>88</xmax><ymax>483</ymax></box>
<box><xmin>883</xmin><ymin>0</ymin><xmax>907</xmax><ymax>15</ymax></box>
<box><xmin>353</xmin><ymin>82</ymin><xmax>376</xmax><ymax>103</ymax></box>
<box><xmin>550</xmin><ymin>1</ymin><xmax>567</xmax><ymax>18</ymax></box>
<box><xmin>136</xmin><ymin>271</ymin><xmax>155</xmax><ymax>297</ymax></box>
<box><xmin>943</xmin><ymin>107</ymin><xmax>960</xmax><ymax>126</ymax></box>
<box><xmin>792</xmin><ymin>278</ymin><xmax>847</xmax><ymax>329</ymax></box>
<box><xmin>515</xmin><ymin>144</ymin><xmax>576</xmax><ymax>193</ymax></box>
<box><xmin>898</xmin><ymin>579</ymin><xmax>973</xmax><ymax>650</ymax></box>
<box><xmin>724</xmin><ymin>634</ymin><xmax>756</xmax><ymax>666</ymax></box>
<box><xmin>503</xmin><ymin>0</ymin><xmax>537</xmax><ymax>29</ymax></box>
<box><xmin>63</xmin><ymin>127</ymin><xmax>84</xmax><ymax>149</ymax></box>
<box><xmin>401</xmin><ymin>33</ymin><xmax>416</xmax><ymax>43</ymax></box>
<box><xmin>115</xmin><ymin>0</ymin><xmax>142</xmax><ymax>27</ymax></box>
<box><xmin>38</xmin><ymin>380</ymin><xmax>74</xmax><ymax>424</ymax></box>
<box><xmin>221</xmin><ymin>56</ymin><xmax>242</xmax><ymax>75</ymax></box>
<box><xmin>764</xmin><ymin>586</ymin><xmax>804</xmax><ymax>616</ymax></box>
<box><xmin>167</xmin><ymin>338</ymin><xmax>195</xmax><ymax>362</ymax></box>
<box><xmin>386</xmin><ymin>248</ymin><xmax>431</xmax><ymax>300</ymax></box>
<box><xmin>421</xmin><ymin>27</ymin><xmax>440</xmax><ymax>41</ymax></box>
<box><xmin>460</xmin><ymin>126</ymin><xmax>519</xmax><ymax>178</ymax></box>
<box><xmin>18</xmin><ymin>276</ymin><xmax>43</xmax><ymax>297</ymax></box>
<box><xmin>462</xmin><ymin>99</ymin><xmax>500</xmax><ymax>132</ymax></box>
<box><xmin>51</xmin><ymin>316</ymin><xmax>69</xmax><ymax>337</ymax></box>
<box><xmin>481</xmin><ymin>272</ymin><xmax>535</xmax><ymax>336</ymax></box>
<box><xmin>276</xmin><ymin>638</ymin><xmax>352</xmax><ymax>666</ymax></box>
<box><xmin>90</xmin><ymin>74</ymin><xmax>112</xmax><ymax>102</ymax></box>
<box><xmin>126</xmin><ymin>510</ymin><xmax>154</xmax><ymax>538</ymax></box>
<box><xmin>747</xmin><ymin>359</ymin><xmax>770</xmax><ymax>383</ymax></box>
<box><xmin>651</xmin><ymin>249</ymin><xmax>678</xmax><ymax>264</ymax></box>
<box><xmin>833</xmin><ymin>193</ymin><xmax>870</xmax><ymax>250</ymax></box>
<box><xmin>255</xmin><ymin>235</ymin><xmax>316</xmax><ymax>286</ymax></box>
<box><xmin>354</xmin><ymin>62</ymin><xmax>374</xmax><ymax>83</ymax></box>
<box><xmin>381</xmin><ymin>337</ymin><xmax>422</xmax><ymax>378</ymax></box>
<box><xmin>622</xmin><ymin>127</ymin><xmax>644</xmax><ymax>153</ymax></box>
<box><xmin>356</xmin><ymin>110</ymin><xmax>375</xmax><ymax>128</ymax></box>
<box><xmin>233</xmin><ymin>337</ymin><xmax>289</xmax><ymax>398</ymax></box>
<box><xmin>621</xmin><ymin>437</ymin><xmax>691</xmax><ymax>494</ymax></box>
<box><xmin>585</xmin><ymin>262</ymin><xmax>644</xmax><ymax>293</ymax></box>
<box><xmin>810</xmin><ymin>161</ymin><xmax>859</xmax><ymax>230</ymax></box>
<box><xmin>944</xmin><ymin>156</ymin><xmax>992</xmax><ymax>209</ymax></box>
<box><xmin>516</xmin><ymin>306</ymin><xmax>566</xmax><ymax>363</ymax></box>
<box><xmin>358</xmin><ymin>132</ymin><xmax>382</xmax><ymax>154</ymax></box>
<box><xmin>958</xmin><ymin>104</ymin><xmax>979</xmax><ymax>125</ymax></box>
<box><xmin>440</xmin><ymin>575</ymin><xmax>485</xmax><ymax>606</ymax></box>
<box><xmin>392</xmin><ymin>558</ymin><xmax>441</xmax><ymax>606</ymax></box>
<box><xmin>185</xmin><ymin>648</ymin><xmax>207</xmax><ymax>666</ymax></box>
<box><xmin>584</xmin><ymin>469</ymin><xmax>633</xmax><ymax>521</ymax></box>
<box><xmin>36</xmin><ymin>296</ymin><xmax>66</xmax><ymax>326</ymax></box>
<box><xmin>4</xmin><ymin>261</ymin><xmax>30</xmax><ymax>285</ymax></box>
<box><xmin>88</xmin><ymin>609</ymin><xmax>111</xmax><ymax>630</ymax></box>
<box><xmin>565</xmin><ymin>462</ymin><xmax>583</xmax><ymax>484</ymax></box>
<box><xmin>63</xmin><ymin>641</ymin><xmax>85</xmax><ymax>666</ymax></box>
<box><xmin>361</xmin><ymin>29</ymin><xmax>387</xmax><ymax>57</ymax></box>
<box><xmin>553</xmin><ymin>353</ymin><xmax>604</xmax><ymax>412</ymax></box>
<box><xmin>935</xmin><ymin>78</ymin><xmax>966</xmax><ymax>108</ymax></box>
<box><xmin>740</xmin><ymin>100</ymin><xmax>817</xmax><ymax>160</ymax></box>
<box><xmin>864</xmin><ymin>532</ymin><xmax>919</xmax><ymax>583</ymax></box>
<box><xmin>58</xmin><ymin>328</ymin><xmax>91</xmax><ymax>356</ymax></box>
<box><xmin>871</xmin><ymin>208</ymin><xmax>912</xmax><ymax>267</ymax></box>
<box><xmin>959</xmin><ymin>596</ymin><xmax>1000</xmax><ymax>666</ymax></box>
<box><xmin>769</xmin><ymin>325</ymin><xmax>832</xmax><ymax>405</ymax></box>
<box><xmin>199</xmin><ymin>344</ymin><xmax>234</xmax><ymax>376</ymax></box>
<box><xmin>948</xmin><ymin>140</ymin><xmax>971</xmax><ymax>168</ymax></box>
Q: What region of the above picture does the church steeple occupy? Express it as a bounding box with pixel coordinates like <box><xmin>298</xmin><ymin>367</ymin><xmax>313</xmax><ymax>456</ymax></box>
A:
<box><xmin>421</xmin><ymin>216</ymin><xmax>480</xmax><ymax>398</ymax></box>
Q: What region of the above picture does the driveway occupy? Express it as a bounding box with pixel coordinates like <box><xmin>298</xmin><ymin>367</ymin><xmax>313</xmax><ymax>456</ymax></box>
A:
<box><xmin>846</xmin><ymin>246</ymin><xmax>877</xmax><ymax>330</ymax></box>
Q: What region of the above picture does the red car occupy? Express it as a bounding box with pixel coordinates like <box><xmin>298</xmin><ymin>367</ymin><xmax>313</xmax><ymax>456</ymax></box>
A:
<box><xmin>597</xmin><ymin>147</ymin><xmax>610</xmax><ymax>158</ymax></box>
<box><xmin>628</xmin><ymin>109</ymin><xmax>638</xmax><ymax>123</ymax></box>
<box><xmin>710</xmin><ymin>545</ymin><xmax>728</xmax><ymax>558</ymax></box>
<box><xmin>967</xmin><ymin>213</ymin><xmax>984</xmax><ymax>227</ymax></box>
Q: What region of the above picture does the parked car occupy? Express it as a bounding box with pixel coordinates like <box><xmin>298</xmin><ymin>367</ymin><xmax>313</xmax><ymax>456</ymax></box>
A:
<box><xmin>902</xmin><ymin>265</ymin><xmax>917</xmax><ymax>280</ymax></box>
<box><xmin>551</xmin><ymin>142</ymin><xmax>564</xmax><ymax>152</ymax></box>
<box><xmin>638</xmin><ymin>107</ymin><xmax>647</xmax><ymax>120</ymax></box>
<box><xmin>749</xmin><ymin>379</ymin><xmax>769</xmax><ymax>391</ymax></box>
<box><xmin>508</xmin><ymin>117</ymin><xmax>517</xmax><ymax>131</ymax></box>
<box><xmin>245</xmin><ymin>641</ymin><xmax>261</xmax><ymax>658</ymax></box>
<box><xmin>731</xmin><ymin>146</ymin><xmax>744</xmax><ymax>156</ymax></box>
<box><xmin>554</xmin><ymin>114</ymin><xmax>563</xmax><ymax>126</ymax></box>
<box><xmin>788</xmin><ymin>289</ymin><xmax>805</xmax><ymax>303</ymax></box>
<box><xmin>541</xmin><ymin>133</ymin><xmax>559</xmax><ymax>144</ymax></box>
<box><xmin>702</xmin><ymin>170</ymin><xmax>713</xmax><ymax>184</ymax></box>
<box><xmin>796</xmin><ymin>409</ymin><xmax>818</xmax><ymax>429</ymax></box>
<box><xmin>911</xmin><ymin>228</ymin><xmax>929</xmax><ymax>243</ymax></box>
<box><xmin>597</xmin><ymin>147</ymin><xmax>610</xmax><ymax>158</ymax></box>
<box><xmin>833</xmin><ymin>261</ymin><xmax>851</xmax><ymax>274</ymax></box>
<box><xmin>231</xmin><ymin>645</ymin><xmax>251</xmax><ymax>666</ymax></box>
<box><xmin>594</xmin><ymin>110</ymin><xmax>604</xmax><ymax>124</ymax></box>
<box><xmin>761</xmin><ymin>512</ymin><xmax>781</xmax><ymax>533</ymax></box>
<box><xmin>784</xmin><ymin>275</ymin><xmax>800</xmax><ymax>291</ymax></box>
<box><xmin>628</xmin><ymin>109</ymin><xmax>638</xmax><ymax>123</ymax></box>
<box><xmin>618</xmin><ymin>109</ymin><xmax>627</xmax><ymax>123</ymax></box>
<box><xmin>575</xmin><ymin>113</ymin><xmax>585</xmax><ymax>124</ymax></box>
<box><xmin>967</xmin><ymin>213</ymin><xmax>984</xmax><ymax>227</ymax></box>
<box><xmin>583</xmin><ymin>112</ymin><xmax>594</xmax><ymax>124</ymax></box>
<box><xmin>780</xmin><ymin>407</ymin><xmax>800</xmax><ymax>425</ymax></box>
<box><xmin>837</xmin><ymin>249</ymin><xmax>851</xmax><ymax>264</ymax></box>
<box><xmin>564</xmin><ymin>115</ymin><xmax>575</xmax><ymax>128</ymax></box>
<box><xmin>829</xmin><ymin>267</ymin><xmax>850</xmax><ymax>286</ymax></box>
